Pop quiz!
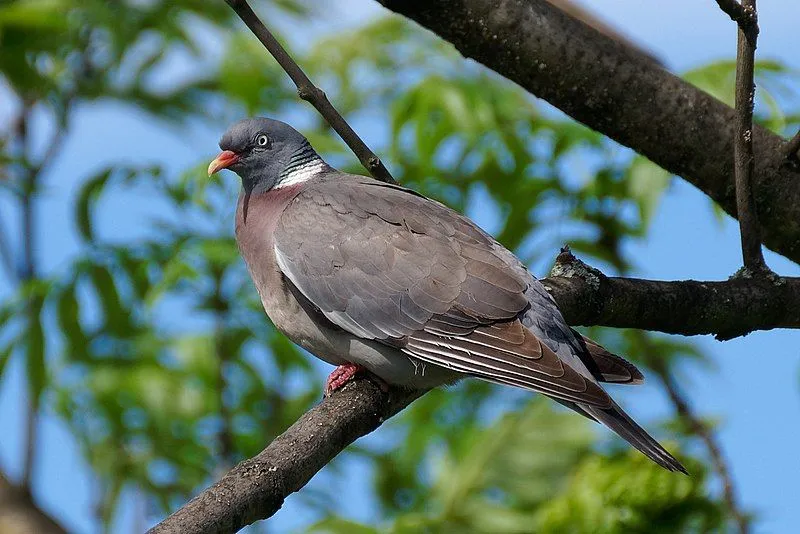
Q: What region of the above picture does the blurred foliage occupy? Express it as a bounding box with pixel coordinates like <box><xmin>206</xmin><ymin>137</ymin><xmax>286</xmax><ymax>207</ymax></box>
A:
<box><xmin>1</xmin><ymin>1</ymin><xmax>797</xmax><ymax>532</ymax></box>
<box><xmin>312</xmin><ymin>401</ymin><xmax>719</xmax><ymax>534</ymax></box>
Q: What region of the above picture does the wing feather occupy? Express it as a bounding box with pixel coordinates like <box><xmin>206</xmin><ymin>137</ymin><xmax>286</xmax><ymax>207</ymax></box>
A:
<box><xmin>274</xmin><ymin>175</ymin><xmax>611</xmax><ymax>408</ymax></box>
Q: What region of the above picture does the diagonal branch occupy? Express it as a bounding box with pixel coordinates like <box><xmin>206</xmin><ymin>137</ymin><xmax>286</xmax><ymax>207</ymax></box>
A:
<box><xmin>224</xmin><ymin>0</ymin><xmax>395</xmax><ymax>184</ymax></box>
<box><xmin>546</xmin><ymin>0</ymin><xmax>662</xmax><ymax>65</ymax></box>
<box><xmin>148</xmin><ymin>379</ymin><xmax>424</xmax><ymax>534</ymax></box>
<box><xmin>376</xmin><ymin>0</ymin><xmax>800</xmax><ymax>266</ymax></box>
<box><xmin>150</xmin><ymin>249</ymin><xmax>799</xmax><ymax>533</ymax></box>
<box><xmin>651</xmin><ymin>361</ymin><xmax>750</xmax><ymax>534</ymax></box>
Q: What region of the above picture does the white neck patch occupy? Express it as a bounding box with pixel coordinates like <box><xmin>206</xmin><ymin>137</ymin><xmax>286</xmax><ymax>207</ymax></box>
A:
<box><xmin>275</xmin><ymin>159</ymin><xmax>327</xmax><ymax>189</ymax></box>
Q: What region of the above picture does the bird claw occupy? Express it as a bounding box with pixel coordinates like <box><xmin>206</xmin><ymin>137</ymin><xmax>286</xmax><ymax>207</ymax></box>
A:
<box><xmin>324</xmin><ymin>363</ymin><xmax>364</xmax><ymax>396</ymax></box>
<box><xmin>323</xmin><ymin>364</ymin><xmax>390</xmax><ymax>396</ymax></box>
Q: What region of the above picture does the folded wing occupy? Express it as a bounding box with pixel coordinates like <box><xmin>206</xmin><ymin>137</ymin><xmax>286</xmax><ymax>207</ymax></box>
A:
<box><xmin>274</xmin><ymin>176</ymin><xmax>612</xmax><ymax>408</ymax></box>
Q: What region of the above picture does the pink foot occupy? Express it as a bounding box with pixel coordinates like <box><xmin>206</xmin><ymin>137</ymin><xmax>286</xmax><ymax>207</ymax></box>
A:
<box><xmin>325</xmin><ymin>363</ymin><xmax>364</xmax><ymax>396</ymax></box>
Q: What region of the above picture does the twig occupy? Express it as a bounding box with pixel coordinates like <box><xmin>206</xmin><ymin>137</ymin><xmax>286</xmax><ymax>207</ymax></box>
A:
<box><xmin>783</xmin><ymin>130</ymin><xmax>800</xmax><ymax>162</ymax></box>
<box><xmin>714</xmin><ymin>0</ymin><xmax>754</xmax><ymax>26</ymax></box>
<box><xmin>17</xmin><ymin>110</ymin><xmax>70</xmax><ymax>495</ymax></box>
<box><xmin>0</xmin><ymin>214</ymin><xmax>16</xmax><ymax>283</ymax></box>
<box><xmin>718</xmin><ymin>0</ymin><xmax>768</xmax><ymax>272</ymax></box>
<box><xmin>652</xmin><ymin>362</ymin><xmax>750</xmax><ymax>534</ymax></box>
<box><xmin>544</xmin><ymin>249</ymin><xmax>799</xmax><ymax>340</ymax></box>
<box><xmin>148</xmin><ymin>378</ymin><xmax>424</xmax><ymax>534</ymax></box>
<box><xmin>15</xmin><ymin>104</ymin><xmax>39</xmax><ymax>495</ymax></box>
<box><xmin>20</xmin><ymin>196</ymin><xmax>39</xmax><ymax>495</ymax></box>
<box><xmin>224</xmin><ymin>0</ymin><xmax>395</xmax><ymax>184</ymax></box>
<box><xmin>13</xmin><ymin>98</ymin><xmax>70</xmax><ymax>497</ymax></box>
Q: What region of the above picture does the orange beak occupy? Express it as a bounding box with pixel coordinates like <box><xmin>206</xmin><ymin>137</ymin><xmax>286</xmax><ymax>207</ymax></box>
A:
<box><xmin>207</xmin><ymin>150</ymin><xmax>240</xmax><ymax>176</ymax></box>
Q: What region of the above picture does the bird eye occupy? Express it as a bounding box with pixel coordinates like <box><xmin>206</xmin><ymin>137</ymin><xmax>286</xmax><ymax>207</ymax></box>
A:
<box><xmin>256</xmin><ymin>134</ymin><xmax>270</xmax><ymax>148</ymax></box>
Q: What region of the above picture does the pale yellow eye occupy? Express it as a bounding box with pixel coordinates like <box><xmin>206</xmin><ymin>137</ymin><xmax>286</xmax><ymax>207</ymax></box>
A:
<box><xmin>257</xmin><ymin>135</ymin><xmax>269</xmax><ymax>147</ymax></box>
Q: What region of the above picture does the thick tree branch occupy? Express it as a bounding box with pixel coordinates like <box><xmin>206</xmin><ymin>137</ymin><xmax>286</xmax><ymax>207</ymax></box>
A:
<box><xmin>546</xmin><ymin>0</ymin><xmax>661</xmax><ymax>66</ymax></box>
<box><xmin>543</xmin><ymin>249</ymin><xmax>799</xmax><ymax>340</ymax></box>
<box><xmin>224</xmin><ymin>0</ymin><xmax>395</xmax><ymax>184</ymax></box>
<box><xmin>148</xmin><ymin>380</ymin><xmax>424</xmax><ymax>534</ymax></box>
<box><xmin>376</xmin><ymin>0</ymin><xmax>800</xmax><ymax>265</ymax></box>
<box><xmin>783</xmin><ymin>130</ymin><xmax>800</xmax><ymax>163</ymax></box>
<box><xmin>151</xmin><ymin>249</ymin><xmax>798</xmax><ymax>533</ymax></box>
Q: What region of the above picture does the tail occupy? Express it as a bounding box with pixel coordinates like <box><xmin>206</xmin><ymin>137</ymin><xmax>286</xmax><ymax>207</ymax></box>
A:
<box><xmin>571</xmin><ymin>329</ymin><xmax>644</xmax><ymax>385</ymax></box>
<box><xmin>582</xmin><ymin>401</ymin><xmax>688</xmax><ymax>474</ymax></box>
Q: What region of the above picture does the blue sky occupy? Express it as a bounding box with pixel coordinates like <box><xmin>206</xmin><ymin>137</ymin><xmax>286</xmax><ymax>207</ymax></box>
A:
<box><xmin>1</xmin><ymin>0</ymin><xmax>799</xmax><ymax>532</ymax></box>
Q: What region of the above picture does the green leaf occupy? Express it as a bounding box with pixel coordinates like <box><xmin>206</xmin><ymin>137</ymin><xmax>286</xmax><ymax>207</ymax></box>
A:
<box><xmin>57</xmin><ymin>283</ymin><xmax>89</xmax><ymax>361</ymax></box>
<box><xmin>25</xmin><ymin>297</ymin><xmax>46</xmax><ymax>409</ymax></box>
<box><xmin>75</xmin><ymin>168</ymin><xmax>112</xmax><ymax>242</ymax></box>
<box><xmin>0</xmin><ymin>0</ymin><xmax>68</xmax><ymax>29</ymax></box>
<box><xmin>0</xmin><ymin>338</ymin><xmax>16</xmax><ymax>382</ymax></box>
<box><xmin>308</xmin><ymin>517</ymin><xmax>382</xmax><ymax>533</ymax></box>
<box><xmin>534</xmin><ymin>452</ymin><xmax>719</xmax><ymax>533</ymax></box>
<box><xmin>86</xmin><ymin>265</ymin><xmax>129</xmax><ymax>335</ymax></box>
<box><xmin>626</xmin><ymin>157</ymin><xmax>672</xmax><ymax>227</ymax></box>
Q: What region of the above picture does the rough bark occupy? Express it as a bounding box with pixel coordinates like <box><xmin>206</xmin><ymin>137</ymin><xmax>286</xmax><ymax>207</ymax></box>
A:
<box><xmin>148</xmin><ymin>381</ymin><xmax>423</xmax><ymax>534</ymax></box>
<box><xmin>377</xmin><ymin>0</ymin><xmax>800</xmax><ymax>265</ymax></box>
<box><xmin>150</xmin><ymin>252</ymin><xmax>798</xmax><ymax>533</ymax></box>
<box><xmin>149</xmin><ymin>3</ymin><xmax>800</xmax><ymax>532</ymax></box>
<box><xmin>543</xmin><ymin>249</ymin><xmax>799</xmax><ymax>340</ymax></box>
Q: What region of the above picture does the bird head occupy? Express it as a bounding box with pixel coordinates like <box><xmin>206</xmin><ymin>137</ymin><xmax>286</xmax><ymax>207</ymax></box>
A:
<box><xmin>208</xmin><ymin>117</ymin><xmax>321</xmax><ymax>193</ymax></box>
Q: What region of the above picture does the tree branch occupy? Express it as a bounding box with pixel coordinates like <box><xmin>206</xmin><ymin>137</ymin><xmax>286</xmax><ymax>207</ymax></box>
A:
<box><xmin>0</xmin><ymin>214</ymin><xmax>16</xmax><ymax>283</ymax></box>
<box><xmin>543</xmin><ymin>249</ymin><xmax>799</xmax><ymax>340</ymax></box>
<box><xmin>148</xmin><ymin>379</ymin><xmax>424</xmax><ymax>534</ymax></box>
<box><xmin>651</xmin><ymin>361</ymin><xmax>750</xmax><ymax>534</ymax></box>
<box><xmin>714</xmin><ymin>0</ymin><xmax>754</xmax><ymax>26</ymax></box>
<box><xmin>545</xmin><ymin>0</ymin><xmax>662</xmax><ymax>66</ymax></box>
<box><xmin>782</xmin><ymin>130</ymin><xmax>800</xmax><ymax>163</ymax></box>
<box><xmin>16</xmin><ymin>104</ymin><xmax>39</xmax><ymax>495</ymax></box>
<box><xmin>376</xmin><ymin>0</ymin><xmax>800</xmax><ymax>266</ymax></box>
<box><xmin>224</xmin><ymin>0</ymin><xmax>395</xmax><ymax>184</ymax></box>
<box><xmin>150</xmin><ymin>247</ymin><xmax>799</xmax><ymax>532</ymax></box>
<box><xmin>721</xmin><ymin>0</ymin><xmax>767</xmax><ymax>272</ymax></box>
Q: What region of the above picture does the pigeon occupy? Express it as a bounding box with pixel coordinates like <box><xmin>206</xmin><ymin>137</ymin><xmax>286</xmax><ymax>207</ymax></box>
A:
<box><xmin>208</xmin><ymin>117</ymin><xmax>686</xmax><ymax>473</ymax></box>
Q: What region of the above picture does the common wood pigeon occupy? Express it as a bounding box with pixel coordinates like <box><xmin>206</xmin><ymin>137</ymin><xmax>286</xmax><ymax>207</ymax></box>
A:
<box><xmin>208</xmin><ymin>117</ymin><xmax>686</xmax><ymax>473</ymax></box>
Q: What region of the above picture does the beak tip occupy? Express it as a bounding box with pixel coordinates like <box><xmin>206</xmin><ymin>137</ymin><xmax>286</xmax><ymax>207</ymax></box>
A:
<box><xmin>208</xmin><ymin>150</ymin><xmax>239</xmax><ymax>177</ymax></box>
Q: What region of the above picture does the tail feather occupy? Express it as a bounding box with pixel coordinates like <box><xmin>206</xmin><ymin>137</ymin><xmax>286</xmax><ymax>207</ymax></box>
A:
<box><xmin>583</xmin><ymin>401</ymin><xmax>688</xmax><ymax>474</ymax></box>
<box><xmin>571</xmin><ymin>329</ymin><xmax>645</xmax><ymax>385</ymax></box>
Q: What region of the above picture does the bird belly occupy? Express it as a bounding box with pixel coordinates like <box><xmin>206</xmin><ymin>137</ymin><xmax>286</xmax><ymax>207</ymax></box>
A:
<box><xmin>248</xmin><ymin>259</ymin><xmax>457</xmax><ymax>387</ymax></box>
<box><xmin>277</xmin><ymin>295</ymin><xmax>460</xmax><ymax>388</ymax></box>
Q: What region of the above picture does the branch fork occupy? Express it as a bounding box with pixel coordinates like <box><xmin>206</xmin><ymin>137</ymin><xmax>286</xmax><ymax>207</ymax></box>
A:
<box><xmin>152</xmin><ymin>246</ymin><xmax>800</xmax><ymax>531</ymax></box>
<box><xmin>148</xmin><ymin>2</ymin><xmax>800</xmax><ymax>532</ymax></box>
<box><xmin>714</xmin><ymin>0</ymin><xmax>773</xmax><ymax>275</ymax></box>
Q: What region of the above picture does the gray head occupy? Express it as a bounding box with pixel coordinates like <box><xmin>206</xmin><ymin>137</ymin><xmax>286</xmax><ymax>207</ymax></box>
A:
<box><xmin>208</xmin><ymin>117</ymin><xmax>328</xmax><ymax>193</ymax></box>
